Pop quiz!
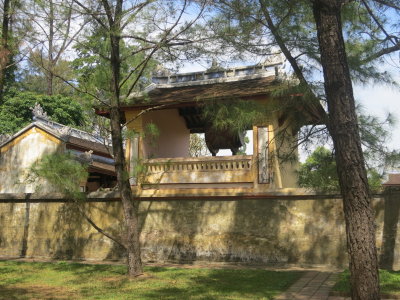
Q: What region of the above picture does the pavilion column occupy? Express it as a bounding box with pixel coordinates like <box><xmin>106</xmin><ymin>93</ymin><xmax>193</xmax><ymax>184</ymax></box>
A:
<box><xmin>128</xmin><ymin>133</ymin><xmax>140</xmax><ymax>185</ymax></box>
<box><xmin>256</xmin><ymin>125</ymin><xmax>270</xmax><ymax>184</ymax></box>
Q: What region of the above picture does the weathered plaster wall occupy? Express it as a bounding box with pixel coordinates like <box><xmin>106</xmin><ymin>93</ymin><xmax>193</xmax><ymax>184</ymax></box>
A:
<box><xmin>0</xmin><ymin>128</ymin><xmax>61</xmax><ymax>193</ymax></box>
<box><xmin>141</xmin><ymin>109</ymin><xmax>190</xmax><ymax>158</ymax></box>
<box><xmin>0</xmin><ymin>196</ymin><xmax>398</xmax><ymax>269</ymax></box>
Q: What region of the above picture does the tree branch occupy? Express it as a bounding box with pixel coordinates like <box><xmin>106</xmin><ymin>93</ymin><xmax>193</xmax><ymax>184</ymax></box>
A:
<box><xmin>123</xmin><ymin>104</ymin><xmax>169</xmax><ymax>128</ymax></box>
<box><xmin>372</xmin><ymin>0</ymin><xmax>400</xmax><ymax>10</ymax></box>
<box><xmin>73</xmin><ymin>201</ymin><xmax>126</xmax><ymax>250</ymax></box>
<box><xmin>73</xmin><ymin>0</ymin><xmax>108</xmax><ymax>29</ymax></box>
<box><xmin>362</xmin><ymin>43</ymin><xmax>400</xmax><ymax>63</ymax></box>
<box><xmin>121</xmin><ymin>0</ymin><xmax>155</xmax><ymax>30</ymax></box>
<box><xmin>50</xmin><ymin>69</ymin><xmax>111</xmax><ymax>107</ymax></box>
<box><xmin>361</xmin><ymin>0</ymin><xmax>399</xmax><ymax>46</ymax></box>
<box><xmin>258</xmin><ymin>0</ymin><xmax>308</xmax><ymax>83</ymax></box>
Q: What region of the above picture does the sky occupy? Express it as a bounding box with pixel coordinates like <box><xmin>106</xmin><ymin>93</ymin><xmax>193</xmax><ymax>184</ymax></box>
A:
<box><xmin>354</xmin><ymin>82</ymin><xmax>400</xmax><ymax>151</ymax></box>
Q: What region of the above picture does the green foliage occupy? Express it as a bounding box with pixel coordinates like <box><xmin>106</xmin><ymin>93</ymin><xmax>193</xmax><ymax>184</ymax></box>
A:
<box><xmin>237</xmin><ymin>136</ymin><xmax>250</xmax><ymax>155</ymax></box>
<box><xmin>72</xmin><ymin>25</ymin><xmax>113</xmax><ymax>97</ymax></box>
<box><xmin>367</xmin><ymin>168</ymin><xmax>383</xmax><ymax>193</ymax></box>
<box><xmin>202</xmin><ymin>99</ymin><xmax>266</xmax><ymax>133</ymax></box>
<box><xmin>125</xmin><ymin>123</ymin><xmax>159</xmax><ymax>146</ymax></box>
<box><xmin>0</xmin><ymin>0</ymin><xmax>27</xmax><ymax>95</ymax></box>
<box><xmin>73</xmin><ymin>24</ymin><xmax>158</xmax><ymax>103</ymax></box>
<box><xmin>298</xmin><ymin>106</ymin><xmax>400</xmax><ymax>193</ymax></box>
<box><xmin>124</xmin><ymin>128</ymin><xmax>138</xmax><ymax>140</ymax></box>
<box><xmin>298</xmin><ymin>146</ymin><xmax>384</xmax><ymax>193</ymax></box>
<box><xmin>18</xmin><ymin>0</ymin><xmax>83</xmax><ymax>96</ymax></box>
<box><xmin>0</xmin><ymin>91</ymin><xmax>87</xmax><ymax>134</ymax></box>
<box><xmin>30</xmin><ymin>152</ymin><xmax>88</xmax><ymax>201</ymax></box>
<box><xmin>0</xmin><ymin>260</ymin><xmax>302</xmax><ymax>299</ymax></box>
<box><xmin>143</xmin><ymin>122</ymin><xmax>160</xmax><ymax>140</ymax></box>
<box><xmin>189</xmin><ymin>133</ymin><xmax>210</xmax><ymax>157</ymax></box>
<box><xmin>298</xmin><ymin>147</ymin><xmax>339</xmax><ymax>193</ymax></box>
<box><xmin>213</xmin><ymin>0</ymin><xmax>398</xmax><ymax>85</ymax></box>
<box><xmin>19</xmin><ymin>53</ymin><xmax>77</xmax><ymax>96</ymax></box>
<box><xmin>130</xmin><ymin>158</ymin><xmax>149</xmax><ymax>184</ymax></box>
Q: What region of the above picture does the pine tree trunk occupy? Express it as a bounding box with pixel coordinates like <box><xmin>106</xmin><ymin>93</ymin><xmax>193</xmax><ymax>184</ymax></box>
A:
<box><xmin>47</xmin><ymin>0</ymin><xmax>54</xmax><ymax>96</ymax></box>
<box><xmin>107</xmin><ymin>0</ymin><xmax>143</xmax><ymax>276</ymax></box>
<box><xmin>109</xmin><ymin>106</ymin><xmax>143</xmax><ymax>276</ymax></box>
<box><xmin>312</xmin><ymin>1</ymin><xmax>380</xmax><ymax>299</ymax></box>
<box><xmin>0</xmin><ymin>0</ymin><xmax>11</xmax><ymax>103</ymax></box>
<box><xmin>47</xmin><ymin>74</ymin><xmax>53</xmax><ymax>96</ymax></box>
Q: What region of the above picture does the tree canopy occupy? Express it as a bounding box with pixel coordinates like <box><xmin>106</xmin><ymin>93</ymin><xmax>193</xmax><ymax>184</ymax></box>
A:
<box><xmin>298</xmin><ymin>146</ymin><xmax>383</xmax><ymax>193</ymax></box>
<box><xmin>0</xmin><ymin>91</ymin><xmax>86</xmax><ymax>134</ymax></box>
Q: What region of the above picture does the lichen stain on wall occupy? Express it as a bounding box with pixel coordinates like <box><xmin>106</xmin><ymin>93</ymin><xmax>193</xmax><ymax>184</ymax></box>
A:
<box><xmin>0</xmin><ymin>197</ymin><xmax>398</xmax><ymax>269</ymax></box>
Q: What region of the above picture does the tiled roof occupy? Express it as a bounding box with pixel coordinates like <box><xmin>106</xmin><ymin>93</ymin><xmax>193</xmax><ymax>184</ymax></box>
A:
<box><xmin>126</xmin><ymin>75</ymin><xmax>278</xmax><ymax>107</ymax></box>
<box><xmin>66</xmin><ymin>136</ymin><xmax>111</xmax><ymax>156</ymax></box>
<box><xmin>89</xmin><ymin>161</ymin><xmax>116</xmax><ymax>176</ymax></box>
<box><xmin>0</xmin><ymin>117</ymin><xmax>115</xmax><ymax>176</ymax></box>
<box><xmin>32</xmin><ymin>116</ymin><xmax>105</xmax><ymax>144</ymax></box>
<box><xmin>95</xmin><ymin>63</ymin><xmax>325</xmax><ymax>126</ymax></box>
<box><xmin>0</xmin><ymin>115</ymin><xmax>112</xmax><ymax>156</ymax></box>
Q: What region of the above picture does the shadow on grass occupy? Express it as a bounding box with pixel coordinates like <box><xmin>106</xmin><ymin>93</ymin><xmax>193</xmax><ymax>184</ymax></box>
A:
<box><xmin>140</xmin><ymin>268</ymin><xmax>302</xmax><ymax>300</ymax></box>
<box><xmin>52</xmin><ymin>264</ymin><xmax>301</xmax><ymax>299</ymax></box>
<box><xmin>0</xmin><ymin>261</ymin><xmax>303</xmax><ymax>300</ymax></box>
<box><xmin>0</xmin><ymin>286</ymin><xmax>31</xmax><ymax>300</ymax></box>
<box><xmin>49</xmin><ymin>261</ymin><xmax>125</xmax><ymax>275</ymax></box>
<box><xmin>65</xmin><ymin>264</ymin><xmax>302</xmax><ymax>299</ymax></box>
<box><xmin>146</xmin><ymin>266</ymin><xmax>171</xmax><ymax>273</ymax></box>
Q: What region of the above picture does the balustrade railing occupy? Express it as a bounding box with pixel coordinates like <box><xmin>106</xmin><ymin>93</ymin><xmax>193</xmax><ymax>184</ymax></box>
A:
<box><xmin>145</xmin><ymin>155</ymin><xmax>251</xmax><ymax>172</ymax></box>
<box><xmin>142</xmin><ymin>155</ymin><xmax>253</xmax><ymax>185</ymax></box>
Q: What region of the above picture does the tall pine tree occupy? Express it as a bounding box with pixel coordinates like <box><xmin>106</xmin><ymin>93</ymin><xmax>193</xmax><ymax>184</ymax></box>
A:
<box><xmin>71</xmin><ymin>0</ymin><xmax>208</xmax><ymax>276</ymax></box>
<box><xmin>214</xmin><ymin>0</ymin><xmax>400</xmax><ymax>298</ymax></box>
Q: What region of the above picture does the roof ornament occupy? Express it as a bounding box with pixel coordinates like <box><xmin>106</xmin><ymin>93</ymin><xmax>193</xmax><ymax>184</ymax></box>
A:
<box><xmin>58</xmin><ymin>125</ymin><xmax>72</xmax><ymax>136</ymax></box>
<box><xmin>263</xmin><ymin>53</ymin><xmax>284</xmax><ymax>65</ymax></box>
<box><xmin>206</xmin><ymin>58</ymin><xmax>225</xmax><ymax>72</ymax></box>
<box><xmin>153</xmin><ymin>64</ymin><xmax>170</xmax><ymax>77</ymax></box>
<box><xmin>263</xmin><ymin>53</ymin><xmax>285</xmax><ymax>77</ymax></box>
<box><xmin>0</xmin><ymin>134</ymin><xmax>10</xmax><ymax>144</ymax></box>
<box><xmin>31</xmin><ymin>102</ymin><xmax>49</xmax><ymax>120</ymax></box>
<box><xmin>79</xmin><ymin>150</ymin><xmax>93</xmax><ymax>163</ymax></box>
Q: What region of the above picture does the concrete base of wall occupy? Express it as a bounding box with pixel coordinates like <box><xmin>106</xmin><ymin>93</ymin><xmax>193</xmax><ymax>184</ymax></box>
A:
<box><xmin>0</xmin><ymin>195</ymin><xmax>399</xmax><ymax>270</ymax></box>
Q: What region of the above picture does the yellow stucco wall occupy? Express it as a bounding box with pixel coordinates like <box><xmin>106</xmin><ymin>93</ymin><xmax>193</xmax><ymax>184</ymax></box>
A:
<box><xmin>0</xmin><ymin>195</ymin><xmax>397</xmax><ymax>270</ymax></box>
<box><xmin>0</xmin><ymin>127</ymin><xmax>62</xmax><ymax>193</ymax></box>
<box><xmin>142</xmin><ymin>109</ymin><xmax>190</xmax><ymax>158</ymax></box>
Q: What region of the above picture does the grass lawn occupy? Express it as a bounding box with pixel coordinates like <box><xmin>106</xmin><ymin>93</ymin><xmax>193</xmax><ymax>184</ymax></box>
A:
<box><xmin>333</xmin><ymin>269</ymin><xmax>400</xmax><ymax>295</ymax></box>
<box><xmin>0</xmin><ymin>260</ymin><xmax>302</xmax><ymax>300</ymax></box>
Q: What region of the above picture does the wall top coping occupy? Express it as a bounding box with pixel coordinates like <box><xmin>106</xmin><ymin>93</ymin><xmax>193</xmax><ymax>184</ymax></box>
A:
<box><xmin>0</xmin><ymin>191</ymin><xmax>391</xmax><ymax>203</ymax></box>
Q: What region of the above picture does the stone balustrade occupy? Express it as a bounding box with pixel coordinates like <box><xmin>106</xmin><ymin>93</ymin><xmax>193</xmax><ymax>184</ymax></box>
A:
<box><xmin>142</xmin><ymin>155</ymin><xmax>253</xmax><ymax>185</ymax></box>
<box><xmin>145</xmin><ymin>155</ymin><xmax>252</xmax><ymax>172</ymax></box>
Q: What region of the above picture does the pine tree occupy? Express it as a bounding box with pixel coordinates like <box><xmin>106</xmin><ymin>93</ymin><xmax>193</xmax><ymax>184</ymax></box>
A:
<box><xmin>214</xmin><ymin>1</ymin><xmax>400</xmax><ymax>298</ymax></box>
<box><xmin>71</xmin><ymin>0</ymin><xmax>208</xmax><ymax>277</ymax></box>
